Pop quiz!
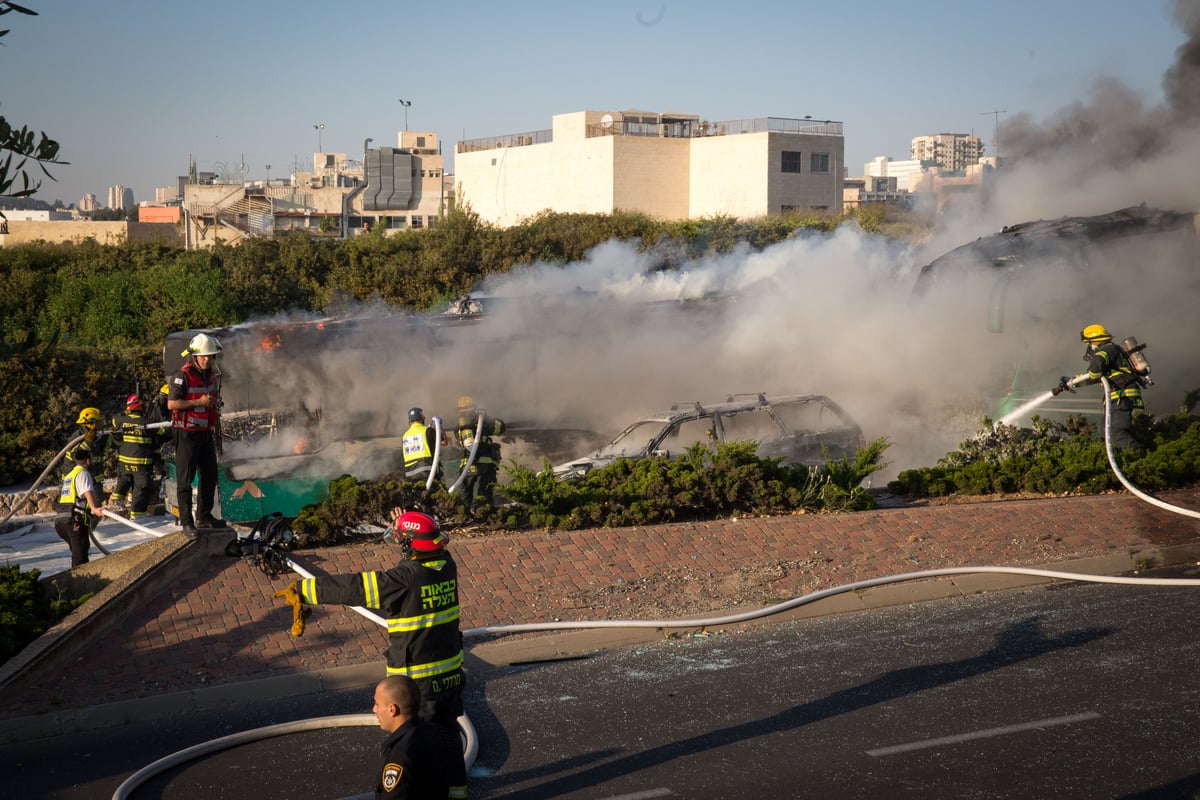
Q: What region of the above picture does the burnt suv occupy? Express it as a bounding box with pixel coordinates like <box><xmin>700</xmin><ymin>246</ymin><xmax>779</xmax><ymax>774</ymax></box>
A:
<box><xmin>552</xmin><ymin>393</ymin><xmax>864</xmax><ymax>480</ymax></box>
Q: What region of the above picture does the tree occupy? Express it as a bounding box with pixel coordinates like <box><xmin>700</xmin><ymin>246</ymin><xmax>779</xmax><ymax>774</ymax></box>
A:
<box><xmin>0</xmin><ymin>2</ymin><xmax>66</xmax><ymax>205</ymax></box>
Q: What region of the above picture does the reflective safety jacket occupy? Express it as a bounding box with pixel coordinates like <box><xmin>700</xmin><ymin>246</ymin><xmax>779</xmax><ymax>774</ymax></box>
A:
<box><xmin>58</xmin><ymin>464</ymin><xmax>97</xmax><ymax>527</ymax></box>
<box><xmin>1087</xmin><ymin>342</ymin><xmax>1145</xmax><ymax>410</ymax></box>
<box><xmin>298</xmin><ymin>555</ymin><xmax>463</xmax><ymax>688</ymax></box>
<box><xmin>402</xmin><ymin>421</ymin><xmax>435</xmax><ymax>469</ymax></box>
<box><xmin>172</xmin><ymin>362</ymin><xmax>220</xmax><ymax>431</ymax></box>
<box><xmin>454</xmin><ymin>415</ymin><xmax>506</xmax><ymax>467</ymax></box>
<box><xmin>112</xmin><ymin>410</ymin><xmax>161</xmax><ymax>469</ymax></box>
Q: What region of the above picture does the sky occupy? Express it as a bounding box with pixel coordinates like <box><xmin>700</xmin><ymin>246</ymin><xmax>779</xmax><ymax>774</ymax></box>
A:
<box><xmin>0</xmin><ymin>0</ymin><xmax>1187</xmax><ymax>208</ymax></box>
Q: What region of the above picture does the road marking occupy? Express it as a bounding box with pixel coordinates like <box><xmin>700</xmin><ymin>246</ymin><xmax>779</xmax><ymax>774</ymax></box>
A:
<box><xmin>601</xmin><ymin>789</ymin><xmax>673</xmax><ymax>800</ymax></box>
<box><xmin>866</xmin><ymin>712</ymin><xmax>1102</xmax><ymax>757</ymax></box>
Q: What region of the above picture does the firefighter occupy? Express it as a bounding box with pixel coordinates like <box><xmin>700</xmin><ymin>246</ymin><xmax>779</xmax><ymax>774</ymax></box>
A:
<box><xmin>65</xmin><ymin>406</ymin><xmax>104</xmax><ymax>470</ymax></box>
<box><xmin>402</xmin><ymin>407</ymin><xmax>447</xmax><ymax>483</ymax></box>
<box><xmin>453</xmin><ymin>395</ymin><xmax>506</xmax><ymax>511</ymax></box>
<box><xmin>167</xmin><ymin>333</ymin><xmax>227</xmax><ymax>537</ymax></box>
<box><xmin>54</xmin><ymin>444</ymin><xmax>105</xmax><ymax>567</ymax></box>
<box><xmin>1070</xmin><ymin>323</ymin><xmax>1146</xmax><ymax>450</ymax></box>
<box><xmin>276</xmin><ymin>511</ymin><xmax>468</xmax><ymax>799</ymax></box>
<box><xmin>110</xmin><ymin>393</ymin><xmax>166</xmax><ymax>519</ymax></box>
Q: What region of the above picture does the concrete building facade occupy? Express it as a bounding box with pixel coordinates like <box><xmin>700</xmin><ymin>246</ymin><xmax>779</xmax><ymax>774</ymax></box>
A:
<box><xmin>455</xmin><ymin>110</ymin><xmax>844</xmax><ymax>227</ymax></box>
<box><xmin>181</xmin><ymin>130</ymin><xmax>448</xmax><ymax>248</ymax></box>
<box><xmin>910</xmin><ymin>133</ymin><xmax>984</xmax><ymax>172</ymax></box>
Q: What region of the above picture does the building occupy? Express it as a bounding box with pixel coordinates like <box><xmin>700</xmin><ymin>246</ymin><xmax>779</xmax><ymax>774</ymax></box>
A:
<box><xmin>454</xmin><ymin>109</ymin><xmax>844</xmax><ymax>228</ymax></box>
<box><xmin>107</xmin><ymin>185</ymin><xmax>134</xmax><ymax>211</ymax></box>
<box><xmin>864</xmin><ymin>156</ymin><xmax>929</xmax><ymax>191</ymax></box>
<box><xmin>79</xmin><ymin>193</ymin><xmax>97</xmax><ymax>213</ymax></box>
<box><xmin>842</xmin><ymin>176</ymin><xmax>913</xmax><ymax>210</ymax></box>
<box><xmin>181</xmin><ymin>130</ymin><xmax>447</xmax><ymax>248</ymax></box>
<box><xmin>910</xmin><ymin>133</ymin><xmax>984</xmax><ymax>172</ymax></box>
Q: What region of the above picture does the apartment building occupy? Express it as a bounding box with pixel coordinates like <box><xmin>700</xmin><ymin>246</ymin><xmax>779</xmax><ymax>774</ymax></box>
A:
<box><xmin>181</xmin><ymin>130</ymin><xmax>447</xmax><ymax>248</ymax></box>
<box><xmin>910</xmin><ymin>133</ymin><xmax>984</xmax><ymax>172</ymax></box>
<box><xmin>455</xmin><ymin>109</ymin><xmax>844</xmax><ymax>228</ymax></box>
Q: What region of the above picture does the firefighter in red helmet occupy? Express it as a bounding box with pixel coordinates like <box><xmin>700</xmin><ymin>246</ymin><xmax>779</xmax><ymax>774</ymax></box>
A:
<box><xmin>110</xmin><ymin>392</ymin><xmax>166</xmax><ymax>518</ymax></box>
<box><xmin>275</xmin><ymin>510</ymin><xmax>467</xmax><ymax>799</ymax></box>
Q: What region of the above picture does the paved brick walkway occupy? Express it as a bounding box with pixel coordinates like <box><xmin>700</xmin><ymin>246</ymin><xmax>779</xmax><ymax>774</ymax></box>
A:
<box><xmin>3</xmin><ymin>489</ymin><xmax>1199</xmax><ymax>721</ymax></box>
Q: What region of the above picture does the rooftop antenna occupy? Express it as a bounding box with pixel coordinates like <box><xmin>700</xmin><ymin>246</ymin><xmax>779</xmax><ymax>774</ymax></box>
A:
<box><xmin>980</xmin><ymin>109</ymin><xmax>1007</xmax><ymax>161</ymax></box>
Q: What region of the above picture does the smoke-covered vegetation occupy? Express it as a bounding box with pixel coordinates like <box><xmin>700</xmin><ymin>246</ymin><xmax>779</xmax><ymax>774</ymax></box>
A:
<box><xmin>0</xmin><ymin>206</ymin><xmax>906</xmax><ymax>484</ymax></box>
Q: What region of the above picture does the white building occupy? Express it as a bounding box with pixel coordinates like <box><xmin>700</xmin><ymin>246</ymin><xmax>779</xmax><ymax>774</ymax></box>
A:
<box><xmin>864</xmin><ymin>156</ymin><xmax>928</xmax><ymax>192</ymax></box>
<box><xmin>455</xmin><ymin>109</ymin><xmax>844</xmax><ymax>227</ymax></box>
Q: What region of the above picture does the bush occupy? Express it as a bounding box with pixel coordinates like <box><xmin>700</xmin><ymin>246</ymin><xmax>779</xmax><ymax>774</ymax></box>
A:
<box><xmin>887</xmin><ymin>403</ymin><xmax>1200</xmax><ymax>499</ymax></box>
<box><xmin>0</xmin><ymin>564</ymin><xmax>92</xmax><ymax>666</ymax></box>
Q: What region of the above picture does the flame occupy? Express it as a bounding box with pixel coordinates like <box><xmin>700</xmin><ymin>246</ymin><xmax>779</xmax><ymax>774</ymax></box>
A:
<box><xmin>293</xmin><ymin>438</ymin><xmax>309</xmax><ymax>454</ymax></box>
<box><xmin>257</xmin><ymin>332</ymin><xmax>283</xmax><ymax>351</ymax></box>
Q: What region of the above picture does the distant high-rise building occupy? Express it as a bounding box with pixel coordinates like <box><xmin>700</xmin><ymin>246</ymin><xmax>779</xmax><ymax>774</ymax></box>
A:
<box><xmin>910</xmin><ymin>133</ymin><xmax>984</xmax><ymax>172</ymax></box>
<box><xmin>107</xmin><ymin>185</ymin><xmax>135</xmax><ymax>210</ymax></box>
<box><xmin>79</xmin><ymin>193</ymin><xmax>97</xmax><ymax>212</ymax></box>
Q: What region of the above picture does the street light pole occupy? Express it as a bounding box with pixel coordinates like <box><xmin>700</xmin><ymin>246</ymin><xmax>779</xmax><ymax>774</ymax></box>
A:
<box><xmin>398</xmin><ymin>99</ymin><xmax>411</xmax><ymax>132</ymax></box>
<box><xmin>313</xmin><ymin>123</ymin><xmax>325</xmax><ymax>152</ymax></box>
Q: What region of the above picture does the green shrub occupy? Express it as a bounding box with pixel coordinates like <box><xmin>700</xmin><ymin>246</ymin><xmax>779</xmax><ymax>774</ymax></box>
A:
<box><xmin>887</xmin><ymin>404</ymin><xmax>1200</xmax><ymax>499</ymax></box>
<box><xmin>0</xmin><ymin>565</ymin><xmax>92</xmax><ymax>666</ymax></box>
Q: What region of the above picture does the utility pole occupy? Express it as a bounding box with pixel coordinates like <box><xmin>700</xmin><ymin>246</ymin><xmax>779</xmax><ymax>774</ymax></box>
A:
<box><xmin>980</xmin><ymin>109</ymin><xmax>1007</xmax><ymax>162</ymax></box>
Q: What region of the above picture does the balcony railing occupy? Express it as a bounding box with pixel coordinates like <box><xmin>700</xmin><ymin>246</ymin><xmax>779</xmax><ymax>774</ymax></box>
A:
<box><xmin>457</xmin><ymin>116</ymin><xmax>843</xmax><ymax>153</ymax></box>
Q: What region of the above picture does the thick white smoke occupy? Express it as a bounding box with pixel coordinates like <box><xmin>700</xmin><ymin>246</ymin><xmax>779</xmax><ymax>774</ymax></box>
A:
<box><xmin>220</xmin><ymin>1</ymin><xmax>1200</xmax><ymax>481</ymax></box>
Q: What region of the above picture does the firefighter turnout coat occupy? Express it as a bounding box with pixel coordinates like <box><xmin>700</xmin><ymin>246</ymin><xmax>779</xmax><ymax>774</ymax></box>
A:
<box><xmin>1087</xmin><ymin>342</ymin><xmax>1145</xmax><ymax>410</ymax></box>
<box><xmin>297</xmin><ymin>555</ymin><xmax>463</xmax><ymax>692</ymax></box>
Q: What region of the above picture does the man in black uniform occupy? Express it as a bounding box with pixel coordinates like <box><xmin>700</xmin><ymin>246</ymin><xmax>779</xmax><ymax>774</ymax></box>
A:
<box><xmin>167</xmin><ymin>333</ymin><xmax>226</xmax><ymax>538</ymax></box>
<box><xmin>1063</xmin><ymin>323</ymin><xmax>1146</xmax><ymax>451</ymax></box>
<box><xmin>371</xmin><ymin>675</ymin><xmax>455</xmax><ymax>799</ymax></box>
<box><xmin>110</xmin><ymin>393</ymin><xmax>167</xmax><ymax>519</ymax></box>
<box><xmin>281</xmin><ymin>510</ymin><xmax>467</xmax><ymax>799</ymax></box>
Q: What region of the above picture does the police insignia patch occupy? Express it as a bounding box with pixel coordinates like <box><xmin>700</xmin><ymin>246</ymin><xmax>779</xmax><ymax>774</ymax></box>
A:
<box><xmin>382</xmin><ymin>762</ymin><xmax>403</xmax><ymax>792</ymax></box>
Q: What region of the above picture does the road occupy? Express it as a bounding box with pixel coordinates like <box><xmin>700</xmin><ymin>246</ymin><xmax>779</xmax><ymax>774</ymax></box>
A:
<box><xmin>7</xmin><ymin>568</ymin><xmax>1200</xmax><ymax>799</ymax></box>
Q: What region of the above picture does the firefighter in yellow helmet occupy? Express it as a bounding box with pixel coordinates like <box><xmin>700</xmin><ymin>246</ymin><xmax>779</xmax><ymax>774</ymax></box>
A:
<box><xmin>65</xmin><ymin>406</ymin><xmax>105</xmax><ymax>478</ymax></box>
<box><xmin>452</xmin><ymin>395</ymin><xmax>507</xmax><ymax>511</ymax></box>
<box><xmin>1074</xmin><ymin>323</ymin><xmax>1146</xmax><ymax>450</ymax></box>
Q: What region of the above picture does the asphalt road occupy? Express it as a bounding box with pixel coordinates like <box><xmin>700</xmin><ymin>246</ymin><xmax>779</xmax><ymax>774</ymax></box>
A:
<box><xmin>9</xmin><ymin>568</ymin><xmax>1200</xmax><ymax>800</ymax></box>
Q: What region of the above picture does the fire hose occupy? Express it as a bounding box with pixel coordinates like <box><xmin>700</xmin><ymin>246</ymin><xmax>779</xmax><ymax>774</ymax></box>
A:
<box><xmin>426</xmin><ymin>415</ymin><xmax>443</xmax><ymax>493</ymax></box>
<box><xmin>113</xmin><ymin>383</ymin><xmax>1200</xmax><ymax>798</ymax></box>
<box><xmin>447</xmin><ymin>410</ymin><xmax>485</xmax><ymax>495</ymax></box>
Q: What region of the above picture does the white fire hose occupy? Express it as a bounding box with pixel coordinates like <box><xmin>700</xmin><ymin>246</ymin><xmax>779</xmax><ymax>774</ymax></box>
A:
<box><xmin>426</xmin><ymin>415</ymin><xmax>444</xmax><ymax>493</ymax></box>
<box><xmin>447</xmin><ymin>410</ymin><xmax>486</xmax><ymax>495</ymax></box>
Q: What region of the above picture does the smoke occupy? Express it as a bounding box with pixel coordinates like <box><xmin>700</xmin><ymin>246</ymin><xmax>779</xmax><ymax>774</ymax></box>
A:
<box><xmin>218</xmin><ymin>1</ymin><xmax>1200</xmax><ymax>482</ymax></box>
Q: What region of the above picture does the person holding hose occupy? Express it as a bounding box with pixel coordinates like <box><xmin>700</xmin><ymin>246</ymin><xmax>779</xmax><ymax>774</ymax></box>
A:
<box><xmin>452</xmin><ymin>395</ymin><xmax>506</xmax><ymax>513</ymax></box>
<box><xmin>1056</xmin><ymin>323</ymin><xmax>1146</xmax><ymax>451</ymax></box>
<box><xmin>274</xmin><ymin>510</ymin><xmax>468</xmax><ymax>799</ymax></box>
<box><xmin>54</xmin><ymin>444</ymin><xmax>105</xmax><ymax>567</ymax></box>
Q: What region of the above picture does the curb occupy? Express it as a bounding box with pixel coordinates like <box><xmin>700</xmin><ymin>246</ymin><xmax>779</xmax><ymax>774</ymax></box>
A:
<box><xmin>4</xmin><ymin>538</ymin><xmax>1198</xmax><ymax>744</ymax></box>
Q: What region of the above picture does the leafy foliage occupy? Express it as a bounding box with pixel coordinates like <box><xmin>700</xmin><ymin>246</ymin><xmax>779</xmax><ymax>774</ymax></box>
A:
<box><xmin>501</xmin><ymin>437</ymin><xmax>892</xmax><ymax>530</ymax></box>
<box><xmin>0</xmin><ymin>563</ymin><xmax>91</xmax><ymax>666</ymax></box>
<box><xmin>887</xmin><ymin>405</ymin><xmax>1200</xmax><ymax>498</ymax></box>
<box><xmin>0</xmin><ymin>3</ymin><xmax>66</xmax><ymax>204</ymax></box>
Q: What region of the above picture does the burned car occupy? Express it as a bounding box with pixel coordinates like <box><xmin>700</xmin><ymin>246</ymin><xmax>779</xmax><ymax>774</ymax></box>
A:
<box><xmin>552</xmin><ymin>393</ymin><xmax>865</xmax><ymax>480</ymax></box>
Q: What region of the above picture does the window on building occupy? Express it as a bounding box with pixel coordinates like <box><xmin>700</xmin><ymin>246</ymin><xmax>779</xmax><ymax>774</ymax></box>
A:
<box><xmin>416</xmin><ymin>136</ymin><xmax>426</xmax><ymax>148</ymax></box>
<box><xmin>781</xmin><ymin>151</ymin><xmax>803</xmax><ymax>173</ymax></box>
<box><xmin>411</xmin><ymin>216</ymin><xmax>424</xmax><ymax>229</ymax></box>
<box><xmin>810</xmin><ymin>153</ymin><xmax>831</xmax><ymax>173</ymax></box>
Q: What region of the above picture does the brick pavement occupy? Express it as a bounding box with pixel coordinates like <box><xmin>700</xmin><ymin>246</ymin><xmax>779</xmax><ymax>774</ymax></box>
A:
<box><xmin>3</xmin><ymin>488</ymin><xmax>1199</xmax><ymax>723</ymax></box>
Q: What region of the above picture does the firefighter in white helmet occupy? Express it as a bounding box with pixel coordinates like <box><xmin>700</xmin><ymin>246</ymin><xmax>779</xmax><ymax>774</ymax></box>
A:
<box><xmin>167</xmin><ymin>333</ymin><xmax>228</xmax><ymax>537</ymax></box>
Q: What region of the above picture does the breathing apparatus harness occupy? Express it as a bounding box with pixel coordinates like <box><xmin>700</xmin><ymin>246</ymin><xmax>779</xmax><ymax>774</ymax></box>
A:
<box><xmin>1052</xmin><ymin>333</ymin><xmax>1152</xmax><ymax>397</ymax></box>
<box><xmin>227</xmin><ymin>512</ymin><xmax>298</xmax><ymax>575</ymax></box>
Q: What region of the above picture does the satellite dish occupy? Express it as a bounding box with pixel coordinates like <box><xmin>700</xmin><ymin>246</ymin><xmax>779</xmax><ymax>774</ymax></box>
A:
<box><xmin>600</xmin><ymin>113</ymin><xmax>614</xmax><ymax>129</ymax></box>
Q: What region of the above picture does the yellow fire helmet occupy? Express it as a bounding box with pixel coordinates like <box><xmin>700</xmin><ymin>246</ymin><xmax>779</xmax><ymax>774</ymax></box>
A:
<box><xmin>457</xmin><ymin>395</ymin><xmax>476</xmax><ymax>413</ymax></box>
<box><xmin>1080</xmin><ymin>324</ymin><xmax>1112</xmax><ymax>343</ymax></box>
<box><xmin>76</xmin><ymin>407</ymin><xmax>102</xmax><ymax>426</ymax></box>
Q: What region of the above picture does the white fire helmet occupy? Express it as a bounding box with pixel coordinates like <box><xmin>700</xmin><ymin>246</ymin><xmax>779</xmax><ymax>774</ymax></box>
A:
<box><xmin>183</xmin><ymin>333</ymin><xmax>223</xmax><ymax>357</ymax></box>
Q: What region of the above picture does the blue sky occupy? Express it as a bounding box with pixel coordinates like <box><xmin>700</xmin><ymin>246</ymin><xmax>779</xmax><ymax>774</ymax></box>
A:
<box><xmin>1</xmin><ymin>0</ymin><xmax>1187</xmax><ymax>207</ymax></box>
